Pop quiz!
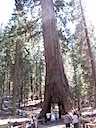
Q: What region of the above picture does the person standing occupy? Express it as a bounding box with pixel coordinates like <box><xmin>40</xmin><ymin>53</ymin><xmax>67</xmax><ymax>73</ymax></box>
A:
<box><xmin>30</xmin><ymin>115</ymin><xmax>34</xmax><ymax>128</ymax></box>
<box><xmin>45</xmin><ymin>112</ymin><xmax>51</xmax><ymax>124</ymax></box>
<box><xmin>54</xmin><ymin>110</ymin><xmax>58</xmax><ymax>124</ymax></box>
<box><xmin>33</xmin><ymin>115</ymin><xmax>38</xmax><ymax>128</ymax></box>
<box><xmin>63</xmin><ymin>112</ymin><xmax>71</xmax><ymax>128</ymax></box>
<box><xmin>72</xmin><ymin>112</ymin><xmax>79</xmax><ymax>128</ymax></box>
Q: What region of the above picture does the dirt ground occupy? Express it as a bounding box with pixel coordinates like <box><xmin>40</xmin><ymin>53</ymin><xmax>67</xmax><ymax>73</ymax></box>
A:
<box><xmin>0</xmin><ymin>99</ymin><xmax>96</xmax><ymax>128</ymax></box>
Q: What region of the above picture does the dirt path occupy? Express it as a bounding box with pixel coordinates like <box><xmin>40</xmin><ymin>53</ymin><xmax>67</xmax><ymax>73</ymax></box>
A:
<box><xmin>39</xmin><ymin>123</ymin><xmax>74</xmax><ymax>128</ymax></box>
<box><xmin>39</xmin><ymin>123</ymin><xmax>66</xmax><ymax>128</ymax></box>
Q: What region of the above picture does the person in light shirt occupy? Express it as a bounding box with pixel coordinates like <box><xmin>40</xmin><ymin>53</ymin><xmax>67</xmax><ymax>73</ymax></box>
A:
<box><xmin>72</xmin><ymin>112</ymin><xmax>79</xmax><ymax>128</ymax></box>
<box><xmin>45</xmin><ymin>112</ymin><xmax>51</xmax><ymax>124</ymax></box>
<box><xmin>63</xmin><ymin>112</ymin><xmax>71</xmax><ymax>128</ymax></box>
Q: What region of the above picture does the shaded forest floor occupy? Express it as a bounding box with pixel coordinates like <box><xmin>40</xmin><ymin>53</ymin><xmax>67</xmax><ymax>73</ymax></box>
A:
<box><xmin>0</xmin><ymin>99</ymin><xmax>43</xmax><ymax>119</ymax></box>
<box><xmin>0</xmin><ymin>99</ymin><xmax>96</xmax><ymax>119</ymax></box>
<box><xmin>0</xmin><ymin>99</ymin><xmax>96</xmax><ymax>128</ymax></box>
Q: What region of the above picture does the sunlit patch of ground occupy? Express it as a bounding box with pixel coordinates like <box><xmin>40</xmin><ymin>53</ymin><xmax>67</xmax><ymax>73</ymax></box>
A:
<box><xmin>39</xmin><ymin>123</ymin><xmax>73</xmax><ymax>128</ymax></box>
<box><xmin>39</xmin><ymin>124</ymin><xmax>65</xmax><ymax>128</ymax></box>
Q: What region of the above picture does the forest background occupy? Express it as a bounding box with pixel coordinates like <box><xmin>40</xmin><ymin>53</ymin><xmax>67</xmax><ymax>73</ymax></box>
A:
<box><xmin>0</xmin><ymin>0</ymin><xmax>96</xmax><ymax>116</ymax></box>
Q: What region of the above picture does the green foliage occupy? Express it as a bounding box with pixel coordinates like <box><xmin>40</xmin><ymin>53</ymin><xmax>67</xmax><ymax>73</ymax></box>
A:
<box><xmin>0</xmin><ymin>0</ymin><xmax>96</xmax><ymax>110</ymax></box>
<box><xmin>0</xmin><ymin>0</ymin><xmax>44</xmax><ymax>106</ymax></box>
<box><xmin>55</xmin><ymin>0</ymin><xmax>96</xmax><ymax>105</ymax></box>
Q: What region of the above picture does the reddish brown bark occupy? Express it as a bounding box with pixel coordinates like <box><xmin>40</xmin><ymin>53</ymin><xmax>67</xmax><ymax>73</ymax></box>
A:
<box><xmin>12</xmin><ymin>39</ymin><xmax>22</xmax><ymax>115</ymax></box>
<box><xmin>40</xmin><ymin>0</ymin><xmax>74</xmax><ymax>117</ymax></box>
<box><xmin>79</xmin><ymin>0</ymin><xmax>96</xmax><ymax>83</ymax></box>
<box><xmin>79</xmin><ymin>0</ymin><xmax>96</xmax><ymax>106</ymax></box>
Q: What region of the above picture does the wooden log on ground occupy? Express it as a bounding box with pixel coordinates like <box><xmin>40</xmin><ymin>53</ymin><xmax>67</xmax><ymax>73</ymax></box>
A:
<box><xmin>0</xmin><ymin>118</ymin><xmax>30</xmax><ymax>128</ymax></box>
<box><xmin>85</xmin><ymin>123</ymin><xmax>96</xmax><ymax>128</ymax></box>
<box><xmin>79</xmin><ymin>117</ymin><xmax>91</xmax><ymax>128</ymax></box>
<box><xmin>12</xmin><ymin>122</ymin><xmax>26</xmax><ymax>128</ymax></box>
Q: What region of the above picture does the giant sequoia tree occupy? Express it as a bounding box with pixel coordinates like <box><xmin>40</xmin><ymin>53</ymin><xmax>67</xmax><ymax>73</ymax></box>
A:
<box><xmin>40</xmin><ymin>0</ymin><xmax>74</xmax><ymax>117</ymax></box>
<box><xmin>13</xmin><ymin>0</ymin><xmax>74</xmax><ymax>117</ymax></box>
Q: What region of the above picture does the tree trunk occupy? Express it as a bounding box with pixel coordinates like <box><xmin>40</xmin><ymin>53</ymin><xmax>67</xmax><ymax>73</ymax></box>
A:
<box><xmin>79</xmin><ymin>0</ymin><xmax>96</xmax><ymax>107</ymax></box>
<box><xmin>0</xmin><ymin>78</ymin><xmax>5</xmax><ymax>110</ymax></box>
<box><xmin>12</xmin><ymin>38</ymin><xmax>22</xmax><ymax>115</ymax></box>
<box><xmin>40</xmin><ymin>0</ymin><xmax>74</xmax><ymax>117</ymax></box>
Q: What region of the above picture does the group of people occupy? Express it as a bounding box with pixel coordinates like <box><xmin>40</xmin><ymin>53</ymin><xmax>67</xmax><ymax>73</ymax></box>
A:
<box><xmin>45</xmin><ymin>110</ymin><xmax>79</xmax><ymax>128</ymax></box>
<box><xmin>29</xmin><ymin>111</ymin><xmax>80</xmax><ymax>128</ymax></box>
<box><xmin>45</xmin><ymin>109</ymin><xmax>58</xmax><ymax>124</ymax></box>
<box><xmin>63</xmin><ymin>112</ymin><xmax>79</xmax><ymax>128</ymax></box>
<box><xmin>45</xmin><ymin>110</ymin><xmax>80</xmax><ymax>128</ymax></box>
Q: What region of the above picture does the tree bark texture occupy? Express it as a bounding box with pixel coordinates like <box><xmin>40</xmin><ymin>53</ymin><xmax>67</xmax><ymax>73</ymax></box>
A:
<box><xmin>12</xmin><ymin>39</ymin><xmax>22</xmax><ymax>115</ymax></box>
<box><xmin>79</xmin><ymin>0</ymin><xmax>96</xmax><ymax>106</ymax></box>
<box><xmin>40</xmin><ymin>0</ymin><xmax>74</xmax><ymax>117</ymax></box>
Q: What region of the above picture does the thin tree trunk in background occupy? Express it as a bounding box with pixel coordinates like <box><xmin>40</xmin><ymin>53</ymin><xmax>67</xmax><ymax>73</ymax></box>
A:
<box><xmin>0</xmin><ymin>76</ymin><xmax>5</xmax><ymax>110</ymax></box>
<box><xmin>71</xmin><ymin>41</ymin><xmax>81</xmax><ymax>111</ymax></box>
<box><xmin>40</xmin><ymin>0</ymin><xmax>74</xmax><ymax>117</ymax></box>
<box><xmin>12</xmin><ymin>39</ymin><xmax>22</xmax><ymax>115</ymax></box>
<box><xmin>13</xmin><ymin>4</ymin><xmax>18</xmax><ymax>113</ymax></box>
<box><xmin>13</xmin><ymin>0</ymin><xmax>23</xmax><ymax>114</ymax></box>
<box><xmin>79</xmin><ymin>0</ymin><xmax>96</xmax><ymax>106</ymax></box>
<box><xmin>39</xmin><ymin>59</ymin><xmax>42</xmax><ymax>107</ymax></box>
